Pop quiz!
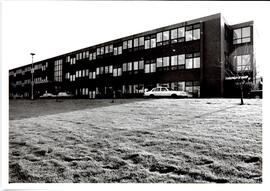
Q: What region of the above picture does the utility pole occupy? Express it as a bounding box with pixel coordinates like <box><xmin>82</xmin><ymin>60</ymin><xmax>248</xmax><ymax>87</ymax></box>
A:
<box><xmin>30</xmin><ymin>53</ymin><xmax>35</xmax><ymax>100</ymax></box>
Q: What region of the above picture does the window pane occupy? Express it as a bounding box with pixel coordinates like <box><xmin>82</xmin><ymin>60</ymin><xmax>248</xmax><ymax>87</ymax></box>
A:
<box><xmin>178</xmin><ymin>54</ymin><xmax>185</xmax><ymax>65</ymax></box>
<box><xmin>151</xmin><ymin>63</ymin><xmax>156</xmax><ymax>72</ymax></box>
<box><xmin>118</xmin><ymin>68</ymin><xmax>122</xmax><ymax>76</ymax></box>
<box><xmin>151</xmin><ymin>38</ymin><xmax>156</xmax><ymax>48</ymax></box>
<box><xmin>105</xmin><ymin>46</ymin><xmax>109</xmax><ymax>54</ymax></box>
<box><xmin>139</xmin><ymin>60</ymin><xmax>144</xmax><ymax>70</ymax></box>
<box><xmin>157</xmin><ymin>58</ymin><xmax>163</xmax><ymax>67</ymax></box>
<box><xmin>128</xmin><ymin>62</ymin><xmax>132</xmax><ymax>71</ymax></box>
<box><xmin>109</xmin><ymin>65</ymin><xmax>113</xmax><ymax>73</ymax></box>
<box><xmin>178</xmin><ymin>27</ymin><xmax>185</xmax><ymax>38</ymax></box>
<box><xmin>194</xmin><ymin>57</ymin><xmax>200</xmax><ymax>68</ymax></box>
<box><xmin>163</xmin><ymin>31</ymin><xmax>169</xmax><ymax>41</ymax></box>
<box><xmin>100</xmin><ymin>47</ymin><xmax>104</xmax><ymax>55</ymax></box>
<box><xmin>242</xmin><ymin>27</ymin><xmax>250</xmax><ymax>38</ymax></box>
<box><xmin>139</xmin><ymin>37</ymin><xmax>144</xmax><ymax>46</ymax></box>
<box><xmin>134</xmin><ymin>38</ymin><xmax>139</xmax><ymax>47</ymax></box>
<box><xmin>163</xmin><ymin>57</ymin><xmax>170</xmax><ymax>67</ymax></box>
<box><xmin>145</xmin><ymin>64</ymin><xmax>150</xmax><ymax>73</ymax></box>
<box><xmin>157</xmin><ymin>32</ymin><xmax>162</xmax><ymax>42</ymax></box>
<box><xmin>185</xmin><ymin>30</ymin><xmax>193</xmax><ymax>41</ymax></box>
<box><xmin>186</xmin><ymin>58</ymin><xmax>193</xmax><ymax>69</ymax></box>
<box><xmin>118</xmin><ymin>46</ymin><xmax>122</xmax><ymax>54</ymax></box>
<box><xmin>171</xmin><ymin>55</ymin><xmax>177</xmax><ymax>66</ymax></box>
<box><xmin>113</xmin><ymin>69</ymin><xmax>117</xmax><ymax>77</ymax></box>
<box><xmin>242</xmin><ymin>37</ymin><xmax>251</xmax><ymax>43</ymax></box>
<box><xmin>171</xmin><ymin>29</ymin><xmax>177</xmax><ymax>39</ymax></box>
<box><xmin>145</xmin><ymin>40</ymin><xmax>150</xmax><ymax>49</ymax></box>
<box><xmin>123</xmin><ymin>41</ymin><xmax>127</xmax><ymax>49</ymax></box>
<box><xmin>233</xmin><ymin>29</ymin><xmax>241</xmax><ymax>40</ymax></box>
<box><xmin>114</xmin><ymin>47</ymin><xmax>118</xmax><ymax>55</ymax></box>
<box><xmin>134</xmin><ymin>61</ymin><xmax>139</xmax><ymax>70</ymax></box>
<box><xmin>193</xmin><ymin>29</ymin><xmax>200</xmax><ymax>40</ymax></box>
<box><xmin>128</xmin><ymin>40</ymin><xmax>133</xmax><ymax>49</ymax></box>
<box><xmin>123</xmin><ymin>63</ymin><xmax>127</xmax><ymax>72</ymax></box>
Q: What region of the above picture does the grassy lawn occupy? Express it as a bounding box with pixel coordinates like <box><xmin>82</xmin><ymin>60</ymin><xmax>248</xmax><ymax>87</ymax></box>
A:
<box><xmin>9</xmin><ymin>98</ymin><xmax>262</xmax><ymax>183</ymax></box>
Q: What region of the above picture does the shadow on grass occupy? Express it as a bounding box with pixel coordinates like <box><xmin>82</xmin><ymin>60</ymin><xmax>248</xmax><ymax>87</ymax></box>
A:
<box><xmin>9</xmin><ymin>98</ymin><xmax>145</xmax><ymax>120</ymax></box>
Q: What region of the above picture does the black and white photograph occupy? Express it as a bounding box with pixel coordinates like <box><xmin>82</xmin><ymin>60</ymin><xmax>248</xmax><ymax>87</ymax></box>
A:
<box><xmin>1</xmin><ymin>0</ymin><xmax>269</xmax><ymax>190</ymax></box>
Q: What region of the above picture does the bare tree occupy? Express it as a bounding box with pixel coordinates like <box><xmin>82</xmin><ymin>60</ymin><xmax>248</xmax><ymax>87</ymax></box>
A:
<box><xmin>224</xmin><ymin>44</ymin><xmax>254</xmax><ymax>105</ymax></box>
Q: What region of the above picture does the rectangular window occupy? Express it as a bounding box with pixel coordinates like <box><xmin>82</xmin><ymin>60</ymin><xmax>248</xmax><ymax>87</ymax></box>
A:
<box><xmin>97</xmin><ymin>48</ymin><xmax>100</xmax><ymax>56</ymax></box>
<box><xmin>185</xmin><ymin>58</ymin><xmax>193</xmax><ymax>69</ymax></box>
<box><xmin>157</xmin><ymin>58</ymin><xmax>163</xmax><ymax>67</ymax></box>
<box><xmin>178</xmin><ymin>27</ymin><xmax>185</xmax><ymax>38</ymax></box>
<box><xmin>89</xmin><ymin>53</ymin><xmax>93</xmax><ymax>60</ymax></box>
<box><xmin>123</xmin><ymin>63</ymin><xmax>127</xmax><ymax>72</ymax></box>
<box><xmin>134</xmin><ymin>61</ymin><xmax>139</xmax><ymax>70</ymax></box>
<box><xmin>128</xmin><ymin>40</ymin><xmax>133</xmax><ymax>49</ymax></box>
<box><xmin>233</xmin><ymin>27</ymin><xmax>251</xmax><ymax>44</ymax></box>
<box><xmin>234</xmin><ymin>54</ymin><xmax>251</xmax><ymax>71</ymax></box>
<box><xmin>150</xmin><ymin>38</ymin><xmax>156</xmax><ymax>48</ymax></box>
<box><xmin>114</xmin><ymin>47</ymin><xmax>118</xmax><ymax>55</ymax></box>
<box><xmin>194</xmin><ymin>57</ymin><xmax>200</xmax><ymax>68</ymax></box>
<box><xmin>139</xmin><ymin>37</ymin><xmax>144</xmax><ymax>46</ymax></box>
<box><xmin>105</xmin><ymin>46</ymin><xmax>109</xmax><ymax>54</ymax></box>
<box><xmin>109</xmin><ymin>45</ymin><xmax>113</xmax><ymax>53</ymax></box>
<box><xmin>105</xmin><ymin>66</ymin><xmax>109</xmax><ymax>74</ymax></box>
<box><xmin>134</xmin><ymin>38</ymin><xmax>139</xmax><ymax>47</ymax></box>
<box><xmin>150</xmin><ymin>63</ymin><xmax>156</xmax><ymax>73</ymax></box>
<box><xmin>193</xmin><ymin>29</ymin><xmax>200</xmax><ymax>40</ymax></box>
<box><xmin>118</xmin><ymin>68</ymin><xmax>122</xmax><ymax>76</ymax></box>
<box><xmin>139</xmin><ymin>60</ymin><xmax>144</xmax><ymax>70</ymax></box>
<box><xmin>145</xmin><ymin>39</ymin><xmax>150</xmax><ymax>49</ymax></box>
<box><xmin>171</xmin><ymin>29</ymin><xmax>177</xmax><ymax>40</ymax></box>
<box><xmin>178</xmin><ymin>54</ymin><xmax>185</xmax><ymax>65</ymax></box>
<box><xmin>185</xmin><ymin>30</ymin><xmax>193</xmax><ymax>41</ymax></box>
<box><xmin>96</xmin><ymin>67</ymin><xmax>100</xmax><ymax>75</ymax></box>
<box><xmin>93</xmin><ymin>52</ymin><xmax>96</xmax><ymax>60</ymax></box>
<box><xmin>100</xmin><ymin>47</ymin><xmax>104</xmax><ymax>55</ymax></box>
<box><xmin>128</xmin><ymin>62</ymin><xmax>133</xmax><ymax>71</ymax></box>
<box><xmin>109</xmin><ymin>65</ymin><xmax>113</xmax><ymax>73</ymax></box>
<box><xmin>123</xmin><ymin>41</ymin><xmax>128</xmax><ymax>49</ymax></box>
<box><xmin>157</xmin><ymin>32</ymin><xmax>162</xmax><ymax>42</ymax></box>
<box><xmin>118</xmin><ymin>46</ymin><xmax>122</xmax><ymax>55</ymax></box>
<box><xmin>145</xmin><ymin>64</ymin><xmax>150</xmax><ymax>73</ymax></box>
<box><xmin>163</xmin><ymin>31</ymin><xmax>170</xmax><ymax>41</ymax></box>
<box><xmin>171</xmin><ymin>55</ymin><xmax>178</xmax><ymax>66</ymax></box>
<box><xmin>163</xmin><ymin>57</ymin><xmax>170</xmax><ymax>67</ymax></box>
<box><xmin>113</xmin><ymin>68</ymin><xmax>117</xmax><ymax>77</ymax></box>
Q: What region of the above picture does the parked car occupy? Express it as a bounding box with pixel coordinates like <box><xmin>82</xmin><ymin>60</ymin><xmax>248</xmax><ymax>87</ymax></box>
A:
<box><xmin>40</xmin><ymin>93</ymin><xmax>56</xmax><ymax>98</ymax></box>
<box><xmin>144</xmin><ymin>87</ymin><xmax>192</xmax><ymax>98</ymax></box>
<box><xmin>57</xmin><ymin>92</ymin><xmax>74</xmax><ymax>98</ymax></box>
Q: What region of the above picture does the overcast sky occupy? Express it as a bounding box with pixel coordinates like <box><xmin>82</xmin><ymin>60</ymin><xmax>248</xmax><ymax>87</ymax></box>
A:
<box><xmin>2</xmin><ymin>1</ymin><xmax>270</xmax><ymax>77</ymax></box>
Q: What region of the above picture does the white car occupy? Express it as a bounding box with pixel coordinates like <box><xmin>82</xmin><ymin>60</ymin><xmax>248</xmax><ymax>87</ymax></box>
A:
<box><xmin>40</xmin><ymin>93</ymin><xmax>56</xmax><ymax>98</ymax></box>
<box><xmin>144</xmin><ymin>87</ymin><xmax>192</xmax><ymax>98</ymax></box>
<box><xmin>57</xmin><ymin>92</ymin><xmax>73</xmax><ymax>98</ymax></box>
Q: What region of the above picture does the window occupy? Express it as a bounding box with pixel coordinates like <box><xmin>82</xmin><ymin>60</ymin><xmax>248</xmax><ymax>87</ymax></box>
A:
<box><xmin>185</xmin><ymin>53</ymin><xmax>200</xmax><ymax>69</ymax></box>
<box><xmin>163</xmin><ymin>57</ymin><xmax>169</xmax><ymax>67</ymax></box>
<box><xmin>54</xmin><ymin>60</ymin><xmax>62</xmax><ymax>82</ymax></box>
<box><xmin>157</xmin><ymin>58</ymin><xmax>163</xmax><ymax>67</ymax></box>
<box><xmin>100</xmin><ymin>47</ymin><xmax>104</xmax><ymax>55</ymax></box>
<box><xmin>139</xmin><ymin>60</ymin><xmax>144</xmax><ymax>70</ymax></box>
<box><xmin>123</xmin><ymin>41</ymin><xmax>128</xmax><ymax>49</ymax></box>
<box><xmin>139</xmin><ymin>37</ymin><xmax>144</xmax><ymax>46</ymax></box>
<box><xmin>97</xmin><ymin>48</ymin><xmax>100</xmax><ymax>56</ymax></box>
<box><xmin>134</xmin><ymin>38</ymin><xmax>139</xmax><ymax>47</ymax></box>
<box><xmin>128</xmin><ymin>62</ymin><xmax>133</xmax><ymax>71</ymax></box>
<box><xmin>145</xmin><ymin>39</ymin><xmax>150</xmax><ymax>49</ymax></box>
<box><xmin>150</xmin><ymin>63</ymin><xmax>156</xmax><ymax>73</ymax></box>
<box><xmin>233</xmin><ymin>27</ymin><xmax>251</xmax><ymax>44</ymax></box>
<box><xmin>233</xmin><ymin>54</ymin><xmax>251</xmax><ymax>71</ymax></box>
<box><xmin>109</xmin><ymin>45</ymin><xmax>113</xmax><ymax>53</ymax></box>
<box><xmin>185</xmin><ymin>24</ymin><xmax>200</xmax><ymax>41</ymax></box>
<box><xmin>118</xmin><ymin>46</ymin><xmax>122</xmax><ymax>55</ymax></box>
<box><xmin>128</xmin><ymin>40</ymin><xmax>133</xmax><ymax>49</ymax></box>
<box><xmin>105</xmin><ymin>46</ymin><xmax>109</xmax><ymax>54</ymax></box>
<box><xmin>93</xmin><ymin>52</ymin><xmax>96</xmax><ymax>60</ymax></box>
<box><xmin>114</xmin><ymin>47</ymin><xmax>117</xmax><ymax>55</ymax></box>
<box><xmin>134</xmin><ymin>61</ymin><xmax>139</xmax><ymax>70</ymax></box>
<box><xmin>157</xmin><ymin>33</ymin><xmax>162</xmax><ymax>43</ymax></box>
<box><xmin>145</xmin><ymin>64</ymin><xmax>150</xmax><ymax>73</ymax></box>
<box><xmin>123</xmin><ymin>63</ymin><xmax>127</xmax><ymax>72</ymax></box>
<box><xmin>171</xmin><ymin>55</ymin><xmax>178</xmax><ymax>67</ymax></box>
<box><xmin>150</xmin><ymin>37</ymin><xmax>156</xmax><ymax>48</ymax></box>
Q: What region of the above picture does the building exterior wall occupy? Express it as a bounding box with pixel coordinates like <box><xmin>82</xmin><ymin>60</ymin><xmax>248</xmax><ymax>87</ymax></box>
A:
<box><xmin>8</xmin><ymin>13</ymin><xmax>255</xmax><ymax>99</ymax></box>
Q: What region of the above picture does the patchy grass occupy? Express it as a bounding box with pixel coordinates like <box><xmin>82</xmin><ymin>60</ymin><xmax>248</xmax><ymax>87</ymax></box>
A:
<box><xmin>9</xmin><ymin>99</ymin><xmax>262</xmax><ymax>183</ymax></box>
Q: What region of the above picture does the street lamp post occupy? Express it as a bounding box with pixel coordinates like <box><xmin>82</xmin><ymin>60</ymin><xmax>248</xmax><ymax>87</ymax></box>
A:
<box><xmin>30</xmin><ymin>53</ymin><xmax>35</xmax><ymax>100</ymax></box>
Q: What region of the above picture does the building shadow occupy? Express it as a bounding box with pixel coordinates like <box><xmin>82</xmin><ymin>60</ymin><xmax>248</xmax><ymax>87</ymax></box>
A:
<box><xmin>9</xmin><ymin>98</ymin><xmax>146</xmax><ymax>120</ymax></box>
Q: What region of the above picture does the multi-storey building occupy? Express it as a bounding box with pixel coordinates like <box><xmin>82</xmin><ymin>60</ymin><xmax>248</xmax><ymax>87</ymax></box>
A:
<box><xmin>9</xmin><ymin>13</ymin><xmax>255</xmax><ymax>99</ymax></box>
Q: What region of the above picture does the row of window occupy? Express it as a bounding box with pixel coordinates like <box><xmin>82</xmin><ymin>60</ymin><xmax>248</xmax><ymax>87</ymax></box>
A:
<box><xmin>65</xmin><ymin>53</ymin><xmax>200</xmax><ymax>82</ymax></box>
<box><xmin>64</xmin><ymin>23</ymin><xmax>201</xmax><ymax>65</ymax></box>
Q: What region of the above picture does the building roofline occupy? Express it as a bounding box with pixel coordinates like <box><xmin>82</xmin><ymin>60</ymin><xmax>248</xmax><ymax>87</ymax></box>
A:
<box><xmin>10</xmin><ymin>13</ymin><xmax>223</xmax><ymax>71</ymax></box>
